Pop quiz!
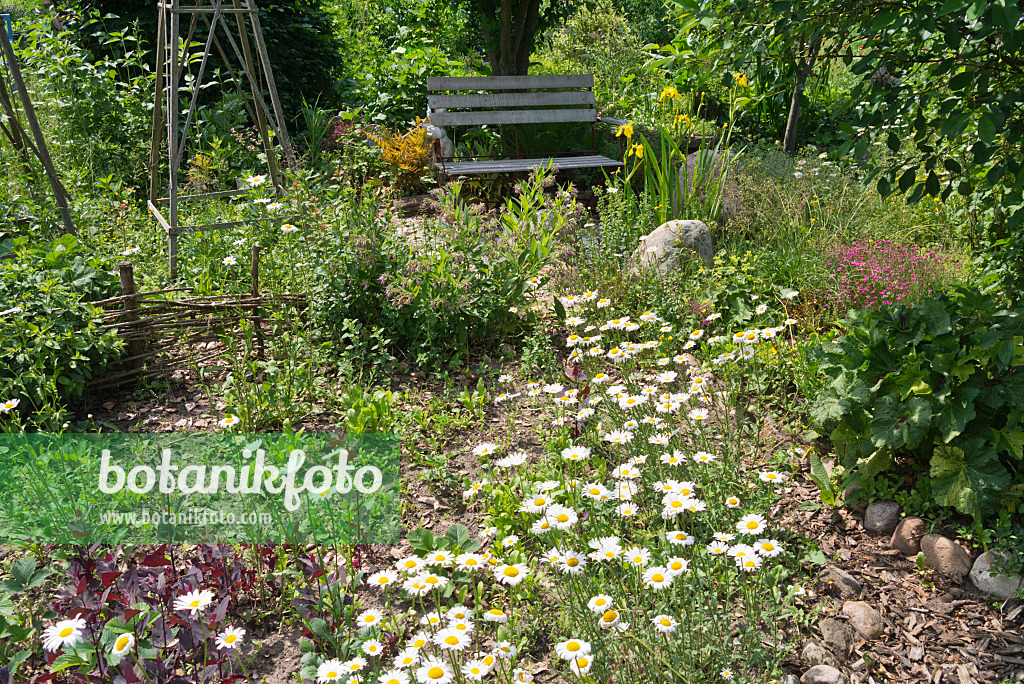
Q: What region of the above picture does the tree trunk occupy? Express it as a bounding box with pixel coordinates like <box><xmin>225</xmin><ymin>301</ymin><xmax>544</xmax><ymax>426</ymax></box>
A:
<box><xmin>478</xmin><ymin>0</ymin><xmax>542</xmax><ymax>76</ymax></box>
<box><xmin>783</xmin><ymin>39</ymin><xmax>822</xmax><ymax>154</ymax></box>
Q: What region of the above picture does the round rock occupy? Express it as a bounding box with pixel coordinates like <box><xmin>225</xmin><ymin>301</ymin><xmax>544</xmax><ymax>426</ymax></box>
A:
<box><xmin>890</xmin><ymin>517</ymin><xmax>927</xmax><ymax>556</ymax></box>
<box><xmin>969</xmin><ymin>550</ymin><xmax>1024</xmax><ymax>600</ymax></box>
<box><xmin>801</xmin><ymin>665</ymin><xmax>847</xmax><ymax>684</ymax></box>
<box><xmin>842</xmin><ymin>601</ymin><xmax>884</xmax><ymax>639</ymax></box>
<box><xmin>863</xmin><ymin>501</ymin><xmax>901</xmax><ymax>536</ymax></box>
<box><xmin>921</xmin><ymin>534</ymin><xmax>972</xmax><ymax>580</ymax></box>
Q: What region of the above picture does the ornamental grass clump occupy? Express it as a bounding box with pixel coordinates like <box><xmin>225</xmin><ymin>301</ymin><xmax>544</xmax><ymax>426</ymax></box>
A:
<box><xmin>818</xmin><ymin>239</ymin><xmax>953</xmax><ymax>310</ymax></box>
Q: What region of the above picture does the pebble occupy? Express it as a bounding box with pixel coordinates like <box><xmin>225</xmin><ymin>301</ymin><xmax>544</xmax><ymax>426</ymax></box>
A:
<box><xmin>819</xmin><ymin>566</ymin><xmax>862</xmax><ymax>599</ymax></box>
<box><xmin>801</xmin><ymin>664</ymin><xmax>847</xmax><ymax>684</ymax></box>
<box><xmin>818</xmin><ymin>618</ymin><xmax>857</xmax><ymax>661</ymax></box>
<box><xmin>842</xmin><ymin>600</ymin><xmax>884</xmax><ymax>639</ymax></box>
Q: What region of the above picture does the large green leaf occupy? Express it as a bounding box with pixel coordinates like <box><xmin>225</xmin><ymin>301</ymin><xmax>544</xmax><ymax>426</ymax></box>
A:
<box><xmin>934</xmin><ymin>390</ymin><xmax>978</xmax><ymax>443</ymax></box>
<box><xmin>930</xmin><ymin>443</ymin><xmax>1011</xmax><ymax>519</ymax></box>
<box><xmin>870</xmin><ymin>395</ymin><xmax>932</xmax><ymax>449</ymax></box>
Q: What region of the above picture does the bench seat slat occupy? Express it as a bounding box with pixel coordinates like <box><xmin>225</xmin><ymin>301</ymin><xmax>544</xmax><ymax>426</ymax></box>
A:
<box><xmin>431</xmin><ymin>108</ymin><xmax>596</xmax><ymax>126</ymax></box>
<box><xmin>441</xmin><ymin>156</ymin><xmax>624</xmax><ymax>175</ymax></box>
<box><xmin>428</xmin><ymin>75</ymin><xmax>594</xmax><ymax>91</ymax></box>
<box><xmin>429</xmin><ymin>91</ymin><xmax>595</xmax><ymax>109</ymax></box>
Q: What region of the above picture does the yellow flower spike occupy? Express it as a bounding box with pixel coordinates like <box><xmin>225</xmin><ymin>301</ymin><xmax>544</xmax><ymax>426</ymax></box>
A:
<box><xmin>615</xmin><ymin>124</ymin><xmax>634</xmax><ymax>139</ymax></box>
<box><xmin>733</xmin><ymin>73</ymin><xmax>748</xmax><ymax>87</ymax></box>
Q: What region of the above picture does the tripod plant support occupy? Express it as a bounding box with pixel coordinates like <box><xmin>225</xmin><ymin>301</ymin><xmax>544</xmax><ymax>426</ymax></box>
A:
<box><xmin>147</xmin><ymin>0</ymin><xmax>296</xmax><ymax>280</ymax></box>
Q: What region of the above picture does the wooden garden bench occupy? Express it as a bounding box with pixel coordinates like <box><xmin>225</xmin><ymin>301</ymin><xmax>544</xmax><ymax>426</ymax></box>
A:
<box><xmin>424</xmin><ymin>74</ymin><xmax>626</xmax><ymax>181</ymax></box>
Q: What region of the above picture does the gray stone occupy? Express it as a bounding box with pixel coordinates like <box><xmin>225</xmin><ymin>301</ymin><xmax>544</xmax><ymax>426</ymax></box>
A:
<box><xmin>801</xmin><ymin>665</ymin><xmax>847</xmax><ymax>684</ymax></box>
<box><xmin>631</xmin><ymin>219</ymin><xmax>713</xmax><ymax>274</ymax></box>
<box><xmin>803</xmin><ymin>640</ymin><xmax>839</xmax><ymax>668</ymax></box>
<box><xmin>818</xmin><ymin>618</ymin><xmax>857</xmax><ymax>661</ymax></box>
<box><xmin>890</xmin><ymin>517</ymin><xmax>927</xmax><ymax>556</ymax></box>
<box><xmin>969</xmin><ymin>550</ymin><xmax>1024</xmax><ymax>600</ymax></box>
<box><xmin>921</xmin><ymin>534</ymin><xmax>972</xmax><ymax>580</ymax></box>
<box><xmin>841</xmin><ymin>601</ymin><xmax>884</xmax><ymax>639</ymax></box>
<box><xmin>863</xmin><ymin>501</ymin><xmax>901</xmax><ymax>536</ymax></box>
<box><xmin>819</xmin><ymin>566</ymin><xmax>862</xmax><ymax>599</ymax></box>
<box><xmin>781</xmin><ymin>676</ymin><xmax>801</xmax><ymax>684</ymax></box>
<box><xmin>673</xmin><ymin>149</ymin><xmax>739</xmax><ymax>220</ymax></box>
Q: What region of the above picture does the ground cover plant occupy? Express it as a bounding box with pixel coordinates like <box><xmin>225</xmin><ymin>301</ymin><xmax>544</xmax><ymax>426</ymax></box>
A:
<box><xmin>1</xmin><ymin>0</ymin><xmax>1024</xmax><ymax>683</ymax></box>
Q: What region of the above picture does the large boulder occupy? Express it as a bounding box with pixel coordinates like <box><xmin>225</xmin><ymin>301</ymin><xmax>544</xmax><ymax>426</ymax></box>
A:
<box><xmin>630</xmin><ymin>219</ymin><xmax>713</xmax><ymax>274</ymax></box>
<box><xmin>673</xmin><ymin>149</ymin><xmax>740</xmax><ymax>220</ymax></box>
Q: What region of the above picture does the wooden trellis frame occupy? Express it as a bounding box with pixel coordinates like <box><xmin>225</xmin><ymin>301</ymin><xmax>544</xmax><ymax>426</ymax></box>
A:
<box><xmin>147</xmin><ymin>0</ymin><xmax>296</xmax><ymax>280</ymax></box>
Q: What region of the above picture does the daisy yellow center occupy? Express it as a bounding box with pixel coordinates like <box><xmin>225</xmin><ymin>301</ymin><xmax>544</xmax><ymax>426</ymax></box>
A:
<box><xmin>365</xmin><ymin>615</ymin><xmax>376</xmax><ymax>622</ymax></box>
<box><xmin>745</xmin><ymin>560</ymin><xmax>756</xmax><ymax>567</ymax></box>
<box><xmin>763</xmin><ymin>543</ymin><xmax>774</xmax><ymax>550</ymax></box>
<box><xmin>652</xmin><ymin>573</ymin><xmax>664</xmax><ymax>582</ymax></box>
<box><xmin>633</xmin><ymin>556</ymin><xmax>642</xmax><ymax>563</ymax></box>
<box><xmin>483</xmin><ymin>657</ymin><xmax>495</xmax><ymax>666</ymax></box>
<box><xmin>116</xmin><ymin>635</ymin><xmax>131</xmax><ymax>649</ymax></box>
<box><xmin>602</xmin><ymin>610</ymin><xmax>618</xmax><ymax>622</ymax></box>
<box><xmin>747</xmin><ymin>521</ymin><xmax>759</xmax><ymax>529</ymax></box>
<box><xmin>402</xmin><ymin>658</ymin><xmax>414</xmax><ymax>665</ymax></box>
<box><xmin>426</xmin><ymin>577</ymin><xmax>438</xmax><ymax>584</ymax></box>
<box><xmin>387</xmin><ymin>679</ymin><xmax>401</xmax><ymax>684</ymax></box>
<box><xmin>596</xmin><ymin>598</ymin><xmax>607</xmax><ymax>606</ymax></box>
<box><xmin>445</xmin><ymin>636</ymin><xmax>459</xmax><ymax>645</ymax></box>
<box><xmin>189</xmin><ymin>600</ymin><xmax>200</xmax><ymax>608</ymax></box>
<box><xmin>661</xmin><ymin>618</ymin><xmax>671</xmax><ymax>626</ymax></box>
<box><xmin>671</xmin><ymin>562</ymin><xmax>682</xmax><ymax>570</ymax></box>
<box><xmin>225</xmin><ymin>634</ymin><xmax>237</xmax><ymax>643</ymax></box>
<box><xmin>349</xmin><ymin>664</ymin><xmax>360</xmax><ymax>671</ymax></box>
<box><xmin>557</xmin><ymin>514</ymin><xmax>569</xmax><ymax>523</ymax></box>
<box><xmin>534</xmin><ymin>498</ymin><xmax>545</xmax><ymax>506</ymax></box>
<box><xmin>414</xmin><ymin>639</ymin><xmax>426</xmax><ymax>647</ymax></box>
<box><xmin>489</xmin><ymin>610</ymin><xmax>503</xmax><ymax>616</ymax></box>
<box><xmin>327</xmin><ymin>672</ymin><xmax>338</xmax><ymax>678</ymax></box>
<box><xmin>578</xmin><ymin>658</ymin><xmax>590</xmax><ymax>667</ymax></box>
<box><xmin>567</xmin><ymin>558</ymin><xmax>579</xmax><ymax>567</ymax></box>
<box><xmin>567</xmin><ymin>642</ymin><xmax>580</xmax><ymax>652</ymax></box>
<box><xmin>466</xmin><ymin>559</ymin><xmax>477</xmax><ymax>566</ymax></box>
<box><xmin>503</xmin><ymin>567</ymin><xmax>520</xmax><ymax>577</ymax></box>
<box><xmin>671</xmin><ymin>501</ymin><xmax>682</xmax><ymax>508</ymax></box>
<box><xmin>59</xmin><ymin>627</ymin><xmax>74</xmax><ymax>638</ymax></box>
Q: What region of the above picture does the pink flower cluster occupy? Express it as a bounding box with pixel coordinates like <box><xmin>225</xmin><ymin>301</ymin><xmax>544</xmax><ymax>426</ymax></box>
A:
<box><xmin>817</xmin><ymin>239</ymin><xmax>951</xmax><ymax>309</ymax></box>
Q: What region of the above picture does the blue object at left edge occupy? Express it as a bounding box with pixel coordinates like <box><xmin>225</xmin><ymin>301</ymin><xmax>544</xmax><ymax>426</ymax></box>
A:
<box><xmin>1</xmin><ymin>14</ymin><xmax>11</xmax><ymax>42</ymax></box>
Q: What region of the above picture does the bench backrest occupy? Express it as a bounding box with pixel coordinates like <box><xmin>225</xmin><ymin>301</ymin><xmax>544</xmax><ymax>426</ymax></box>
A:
<box><xmin>427</xmin><ymin>75</ymin><xmax>596</xmax><ymax>127</ymax></box>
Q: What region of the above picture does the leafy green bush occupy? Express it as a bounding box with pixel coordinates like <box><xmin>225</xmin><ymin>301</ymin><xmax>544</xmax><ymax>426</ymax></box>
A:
<box><xmin>311</xmin><ymin>169</ymin><xmax>576</xmax><ymax>370</ymax></box>
<box><xmin>809</xmin><ymin>288</ymin><xmax>1024</xmax><ymax>522</ymax></box>
<box><xmin>0</xmin><ymin>236</ymin><xmax>123</xmax><ymax>428</ymax></box>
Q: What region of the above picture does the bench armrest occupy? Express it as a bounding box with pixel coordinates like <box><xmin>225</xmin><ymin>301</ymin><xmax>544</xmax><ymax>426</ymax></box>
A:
<box><xmin>597</xmin><ymin>116</ymin><xmax>628</xmax><ymax>127</ymax></box>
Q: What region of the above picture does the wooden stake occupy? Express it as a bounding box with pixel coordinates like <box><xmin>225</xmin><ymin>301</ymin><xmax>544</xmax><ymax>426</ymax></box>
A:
<box><xmin>118</xmin><ymin>262</ymin><xmax>145</xmax><ymax>372</ymax></box>
<box><xmin>250</xmin><ymin>244</ymin><xmax>265</xmax><ymax>360</ymax></box>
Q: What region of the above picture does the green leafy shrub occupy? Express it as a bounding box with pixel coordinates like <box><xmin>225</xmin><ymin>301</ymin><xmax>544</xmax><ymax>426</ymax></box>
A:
<box><xmin>809</xmin><ymin>288</ymin><xmax>1024</xmax><ymax>522</ymax></box>
<box><xmin>0</xmin><ymin>236</ymin><xmax>124</xmax><ymax>428</ymax></box>
<box><xmin>312</xmin><ymin>168</ymin><xmax>578</xmax><ymax>370</ymax></box>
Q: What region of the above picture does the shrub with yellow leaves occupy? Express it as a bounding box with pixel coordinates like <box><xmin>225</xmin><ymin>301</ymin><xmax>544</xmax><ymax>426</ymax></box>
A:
<box><xmin>365</xmin><ymin>118</ymin><xmax>431</xmax><ymax>194</ymax></box>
